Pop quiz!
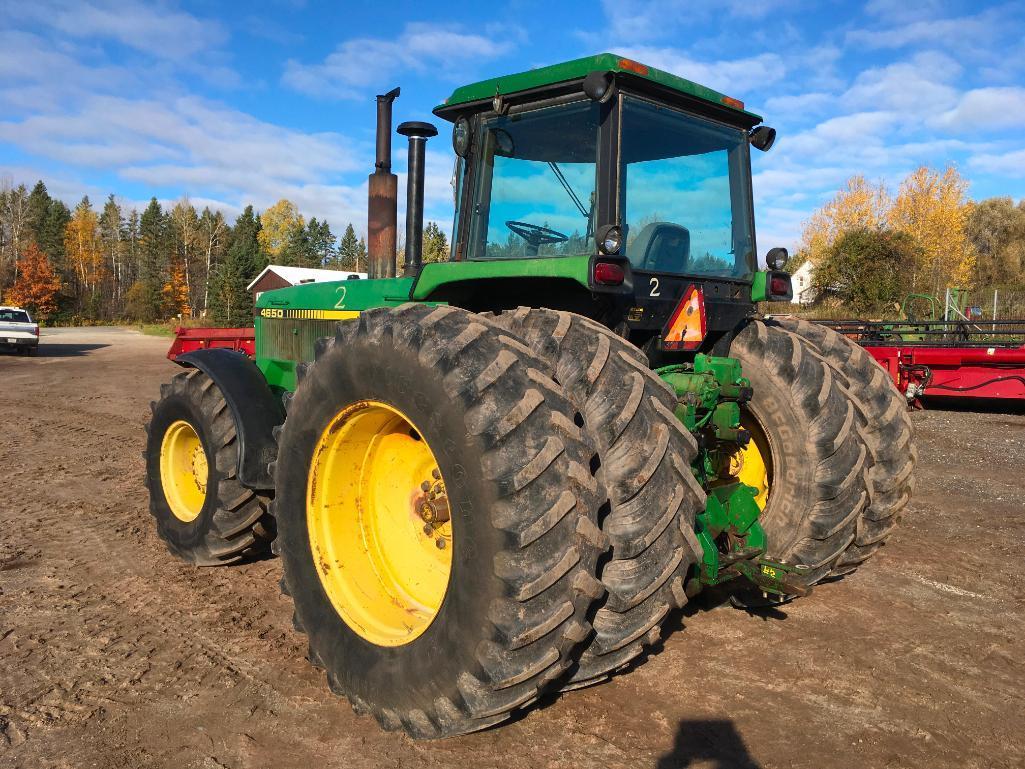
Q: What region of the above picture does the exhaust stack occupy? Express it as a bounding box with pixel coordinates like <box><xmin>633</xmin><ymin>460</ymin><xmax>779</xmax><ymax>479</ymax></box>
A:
<box><xmin>367</xmin><ymin>87</ymin><xmax>400</xmax><ymax>279</ymax></box>
<box><xmin>397</xmin><ymin>121</ymin><xmax>438</xmax><ymax>276</ymax></box>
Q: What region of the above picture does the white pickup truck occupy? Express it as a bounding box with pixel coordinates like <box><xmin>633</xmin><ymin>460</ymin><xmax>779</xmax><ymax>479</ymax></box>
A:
<box><xmin>0</xmin><ymin>306</ymin><xmax>40</xmax><ymax>355</ymax></box>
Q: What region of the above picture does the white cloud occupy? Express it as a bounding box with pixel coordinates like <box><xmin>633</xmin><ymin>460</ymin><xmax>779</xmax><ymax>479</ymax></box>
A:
<box><xmin>938</xmin><ymin>87</ymin><xmax>1025</xmax><ymax>132</ymax></box>
<box><xmin>282</xmin><ymin>23</ymin><xmax>514</xmax><ymax>99</ymax></box>
<box><xmin>615</xmin><ymin>47</ymin><xmax>786</xmax><ymax>96</ymax></box>
<box><xmin>970</xmin><ymin>148</ymin><xmax>1025</xmax><ymax>178</ymax></box>
<box><xmin>598</xmin><ymin>0</ymin><xmax>788</xmax><ymax>42</ymax></box>
<box><xmin>763</xmin><ymin>91</ymin><xmax>833</xmax><ymax>115</ymax></box>
<box><xmin>846</xmin><ymin>6</ymin><xmax>1006</xmax><ymax>52</ymax></box>
<box><xmin>842</xmin><ymin>52</ymin><xmax>960</xmax><ymax>113</ymax></box>
<box><xmin>9</xmin><ymin>0</ymin><xmax>226</xmax><ymax>60</ymax></box>
<box><xmin>0</xmin><ymin>91</ymin><xmax>378</xmax><ymax>229</ymax></box>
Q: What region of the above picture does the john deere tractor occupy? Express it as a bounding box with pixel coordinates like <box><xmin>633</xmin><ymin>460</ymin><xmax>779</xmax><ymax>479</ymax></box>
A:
<box><xmin>145</xmin><ymin>54</ymin><xmax>916</xmax><ymax>738</ymax></box>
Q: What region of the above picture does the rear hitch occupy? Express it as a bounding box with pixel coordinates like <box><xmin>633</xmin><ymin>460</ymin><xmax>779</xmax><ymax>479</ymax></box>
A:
<box><xmin>685</xmin><ymin>482</ymin><xmax>814</xmax><ymax>601</ymax></box>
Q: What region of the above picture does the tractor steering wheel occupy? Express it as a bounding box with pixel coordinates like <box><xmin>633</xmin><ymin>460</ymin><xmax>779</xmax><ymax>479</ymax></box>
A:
<box><xmin>505</xmin><ymin>220</ymin><xmax>569</xmax><ymax>256</ymax></box>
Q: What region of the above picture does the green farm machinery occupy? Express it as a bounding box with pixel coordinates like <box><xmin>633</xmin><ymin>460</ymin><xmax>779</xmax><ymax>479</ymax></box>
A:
<box><xmin>146</xmin><ymin>54</ymin><xmax>916</xmax><ymax>738</ymax></box>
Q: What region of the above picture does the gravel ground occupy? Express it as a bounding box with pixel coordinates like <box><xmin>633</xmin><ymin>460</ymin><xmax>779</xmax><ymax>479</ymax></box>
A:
<box><xmin>1</xmin><ymin>327</ymin><xmax>1023</xmax><ymax>769</ymax></box>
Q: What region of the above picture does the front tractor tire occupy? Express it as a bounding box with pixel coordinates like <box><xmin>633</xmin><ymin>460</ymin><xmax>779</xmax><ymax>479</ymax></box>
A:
<box><xmin>492</xmin><ymin>308</ymin><xmax>703</xmax><ymax>687</ymax></box>
<box><xmin>145</xmin><ymin>369</ymin><xmax>274</xmax><ymax>565</ymax></box>
<box><xmin>272</xmin><ymin>304</ymin><xmax>607</xmax><ymax>738</ymax></box>
<box><xmin>729</xmin><ymin>319</ymin><xmax>871</xmax><ymax>584</ymax></box>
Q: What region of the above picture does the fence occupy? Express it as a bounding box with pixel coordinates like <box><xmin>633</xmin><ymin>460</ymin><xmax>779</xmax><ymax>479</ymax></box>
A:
<box><xmin>971</xmin><ymin>288</ymin><xmax>1025</xmax><ymax>322</ymax></box>
<box><xmin>760</xmin><ymin>287</ymin><xmax>1025</xmax><ymax>323</ymax></box>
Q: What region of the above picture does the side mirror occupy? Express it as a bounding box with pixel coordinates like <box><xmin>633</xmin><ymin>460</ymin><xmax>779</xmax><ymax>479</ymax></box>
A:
<box><xmin>582</xmin><ymin>71</ymin><xmax>615</xmax><ymax>103</ymax></box>
<box><xmin>452</xmin><ymin>117</ymin><xmax>471</xmax><ymax>157</ymax></box>
<box><xmin>749</xmin><ymin>126</ymin><xmax>776</xmax><ymax>152</ymax></box>
<box><xmin>766</xmin><ymin>247</ymin><xmax>788</xmax><ymax>270</ymax></box>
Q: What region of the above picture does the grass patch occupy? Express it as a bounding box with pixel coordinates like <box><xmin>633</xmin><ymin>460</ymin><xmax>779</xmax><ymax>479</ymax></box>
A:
<box><xmin>137</xmin><ymin>323</ymin><xmax>176</xmax><ymax>337</ymax></box>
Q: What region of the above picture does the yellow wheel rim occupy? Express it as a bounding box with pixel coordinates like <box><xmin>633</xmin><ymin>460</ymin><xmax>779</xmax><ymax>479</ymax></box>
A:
<box><xmin>734</xmin><ymin>416</ymin><xmax>771</xmax><ymax>510</ymax></box>
<box><xmin>159</xmin><ymin>419</ymin><xmax>209</xmax><ymax>523</ymax></box>
<box><xmin>307</xmin><ymin>401</ymin><xmax>453</xmax><ymax>647</ymax></box>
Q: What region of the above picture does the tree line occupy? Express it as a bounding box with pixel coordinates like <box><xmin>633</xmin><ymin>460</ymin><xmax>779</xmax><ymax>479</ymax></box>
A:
<box><xmin>0</xmin><ymin>181</ymin><xmax>449</xmax><ymax>326</ymax></box>
<box><xmin>796</xmin><ymin>166</ymin><xmax>1025</xmax><ymax>315</ymax></box>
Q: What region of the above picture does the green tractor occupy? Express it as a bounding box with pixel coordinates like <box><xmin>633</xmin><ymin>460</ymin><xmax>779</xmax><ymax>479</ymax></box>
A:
<box><xmin>145</xmin><ymin>54</ymin><xmax>916</xmax><ymax>738</ymax></box>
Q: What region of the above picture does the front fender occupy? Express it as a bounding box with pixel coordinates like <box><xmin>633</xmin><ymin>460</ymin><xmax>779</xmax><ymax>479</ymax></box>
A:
<box><xmin>174</xmin><ymin>348</ymin><xmax>283</xmax><ymax>491</ymax></box>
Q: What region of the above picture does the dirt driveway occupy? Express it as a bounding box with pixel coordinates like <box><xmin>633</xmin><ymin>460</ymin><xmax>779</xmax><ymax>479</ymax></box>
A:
<box><xmin>1</xmin><ymin>327</ymin><xmax>1023</xmax><ymax>769</ymax></box>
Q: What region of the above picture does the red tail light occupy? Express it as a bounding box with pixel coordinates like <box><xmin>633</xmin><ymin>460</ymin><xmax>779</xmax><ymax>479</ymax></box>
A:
<box><xmin>32</xmin><ymin>324</ymin><xmax>39</xmax><ymax>336</ymax></box>
<box><xmin>594</xmin><ymin>261</ymin><xmax>625</xmax><ymax>286</ymax></box>
<box><xmin>769</xmin><ymin>273</ymin><xmax>792</xmax><ymax>299</ymax></box>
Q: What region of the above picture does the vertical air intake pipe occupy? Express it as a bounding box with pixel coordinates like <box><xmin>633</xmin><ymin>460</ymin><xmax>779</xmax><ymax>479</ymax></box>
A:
<box><xmin>367</xmin><ymin>87</ymin><xmax>400</xmax><ymax>279</ymax></box>
<box><xmin>397</xmin><ymin>121</ymin><xmax>438</xmax><ymax>276</ymax></box>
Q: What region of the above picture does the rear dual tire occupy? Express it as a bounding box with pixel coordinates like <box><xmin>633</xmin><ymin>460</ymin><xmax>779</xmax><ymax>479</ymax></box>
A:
<box><xmin>491</xmin><ymin>308</ymin><xmax>703</xmax><ymax>687</ymax></box>
<box><xmin>770</xmin><ymin>317</ymin><xmax>916</xmax><ymax>575</ymax></box>
<box><xmin>273</xmin><ymin>305</ymin><xmax>608</xmax><ymax>738</ymax></box>
<box><xmin>730</xmin><ymin>318</ymin><xmax>914</xmax><ymax>583</ymax></box>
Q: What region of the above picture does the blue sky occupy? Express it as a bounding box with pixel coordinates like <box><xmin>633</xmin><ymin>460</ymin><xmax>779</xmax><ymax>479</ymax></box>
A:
<box><xmin>2</xmin><ymin>0</ymin><xmax>1024</xmax><ymax>254</ymax></box>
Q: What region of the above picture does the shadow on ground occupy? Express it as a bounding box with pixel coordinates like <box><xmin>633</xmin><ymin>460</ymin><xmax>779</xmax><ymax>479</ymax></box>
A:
<box><xmin>920</xmin><ymin>396</ymin><xmax>1025</xmax><ymax>414</ymax></box>
<box><xmin>657</xmin><ymin>719</ymin><xmax>761</xmax><ymax>769</ymax></box>
<box><xmin>33</xmin><ymin>343</ymin><xmax>110</xmax><ymax>357</ymax></box>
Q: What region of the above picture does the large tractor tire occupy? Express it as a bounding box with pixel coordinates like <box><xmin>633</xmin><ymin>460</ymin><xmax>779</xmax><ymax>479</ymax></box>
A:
<box><xmin>770</xmin><ymin>317</ymin><xmax>916</xmax><ymax>575</ymax></box>
<box><xmin>271</xmin><ymin>304</ymin><xmax>607</xmax><ymax>738</ymax></box>
<box><xmin>145</xmin><ymin>369</ymin><xmax>274</xmax><ymax>565</ymax></box>
<box><xmin>491</xmin><ymin>308</ymin><xmax>703</xmax><ymax>687</ymax></box>
<box><xmin>729</xmin><ymin>319</ymin><xmax>870</xmax><ymax>584</ymax></box>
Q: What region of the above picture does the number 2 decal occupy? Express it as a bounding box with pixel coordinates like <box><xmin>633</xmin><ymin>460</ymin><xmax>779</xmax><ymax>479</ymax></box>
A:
<box><xmin>334</xmin><ymin>285</ymin><xmax>348</xmax><ymax>309</ymax></box>
<box><xmin>649</xmin><ymin>277</ymin><xmax>661</xmax><ymax>297</ymax></box>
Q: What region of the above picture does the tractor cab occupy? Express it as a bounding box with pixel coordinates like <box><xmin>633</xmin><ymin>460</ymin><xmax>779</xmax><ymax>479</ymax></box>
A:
<box><xmin>425</xmin><ymin>53</ymin><xmax>789</xmax><ymax>355</ymax></box>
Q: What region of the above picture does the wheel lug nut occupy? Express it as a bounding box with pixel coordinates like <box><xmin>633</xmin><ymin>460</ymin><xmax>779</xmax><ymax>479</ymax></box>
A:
<box><xmin>420</xmin><ymin>480</ymin><xmax>431</xmax><ymax>492</ymax></box>
<box><xmin>423</xmin><ymin>523</ymin><xmax>434</xmax><ymax>536</ymax></box>
<box><xmin>432</xmin><ymin>468</ymin><xmax>441</xmax><ymax>480</ymax></box>
<box><xmin>435</xmin><ymin>538</ymin><xmax>446</xmax><ymax>549</ymax></box>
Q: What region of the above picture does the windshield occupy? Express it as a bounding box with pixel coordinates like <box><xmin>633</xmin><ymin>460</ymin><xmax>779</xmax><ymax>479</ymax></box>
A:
<box><xmin>469</xmin><ymin>100</ymin><xmax>599</xmax><ymax>259</ymax></box>
<box><xmin>0</xmin><ymin>309</ymin><xmax>30</xmax><ymax>323</ymax></box>
<box><xmin>621</xmin><ymin>96</ymin><xmax>755</xmax><ymax>280</ymax></box>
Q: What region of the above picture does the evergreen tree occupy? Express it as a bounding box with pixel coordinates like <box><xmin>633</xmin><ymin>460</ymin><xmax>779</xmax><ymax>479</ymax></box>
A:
<box><xmin>138</xmin><ymin>198</ymin><xmax>167</xmax><ymax>286</ymax></box>
<box><xmin>23</xmin><ymin>180</ymin><xmax>71</xmax><ymax>280</ymax></box>
<box><xmin>26</xmin><ymin>181</ymin><xmax>52</xmax><ymax>244</ymax></box>
<box><xmin>41</xmin><ymin>200</ymin><xmax>71</xmax><ymax>273</ymax></box>
<box><xmin>208</xmin><ymin>206</ymin><xmax>264</xmax><ymax>325</ymax></box>
<box><xmin>281</xmin><ymin>223</ymin><xmax>312</xmax><ymax>267</ymax></box>
<box><xmin>422</xmin><ymin>221</ymin><xmax>449</xmax><ymax>263</ymax></box>
<box><xmin>338</xmin><ymin>223</ymin><xmax>360</xmax><ymax>270</ymax></box>
<box><xmin>355</xmin><ymin>236</ymin><xmax>367</xmax><ymax>272</ymax></box>
<box><xmin>134</xmin><ymin>198</ymin><xmax>167</xmax><ymax>321</ymax></box>
<box><xmin>308</xmin><ymin>218</ymin><xmax>337</xmax><ymax>267</ymax></box>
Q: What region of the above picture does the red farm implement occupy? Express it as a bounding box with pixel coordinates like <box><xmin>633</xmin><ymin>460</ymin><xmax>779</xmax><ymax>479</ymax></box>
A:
<box><xmin>812</xmin><ymin>318</ymin><xmax>1025</xmax><ymax>405</ymax></box>
<box><xmin>166</xmin><ymin>326</ymin><xmax>255</xmax><ymax>360</ymax></box>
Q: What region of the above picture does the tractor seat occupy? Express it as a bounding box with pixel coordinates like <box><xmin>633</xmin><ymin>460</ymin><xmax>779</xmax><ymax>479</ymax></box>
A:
<box><xmin>629</xmin><ymin>222</ymin><xmax>691</xmax><ymax>272</ymax></box>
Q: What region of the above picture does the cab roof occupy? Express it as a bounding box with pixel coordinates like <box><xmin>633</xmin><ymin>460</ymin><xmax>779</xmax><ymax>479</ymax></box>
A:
<box><xmin>434</xmin><ymin>53</ymin><xmax>762</xmax><ymax>123</ymax></box>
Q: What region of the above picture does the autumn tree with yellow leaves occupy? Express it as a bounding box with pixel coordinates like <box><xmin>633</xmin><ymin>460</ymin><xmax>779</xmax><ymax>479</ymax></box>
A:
<box><xmin>798</xmin><ymin>165</ymin><xmax>976</xmax><ymax>300</ymax></box>
<box><xmin>162</xmin><ymin>262</ymin><xmax>192</xmax><ymax>317</ymax></box>
<box><xmin>887</xmin><ymin>167</ymin><xmax>973</xmax><ymax>293</ymax></box>
<box><xmin>258</xmin><ymin>199</ymin><xmax>304</xmax><ymax>257</ymax></box>
<box><xmin>64</xmin><ymin>196</ymin><xmax>105</xmax><ymax>293</ymax></box>
<box><xmin>800</xmin><ymin>176</ymin><xmax>891</xmax><ymax>266</ymax></box>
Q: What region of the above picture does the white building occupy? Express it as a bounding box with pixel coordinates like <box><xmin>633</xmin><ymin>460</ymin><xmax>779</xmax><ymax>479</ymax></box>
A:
<box><xmin>790</xmin><ymin>261</ymin><xmax>816</xmax><ymax>304</ymax></box>
<box><xmin>247</xmin><ymin>265</ymin><xmax>367</xmax><ymax>302</ymax></box>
